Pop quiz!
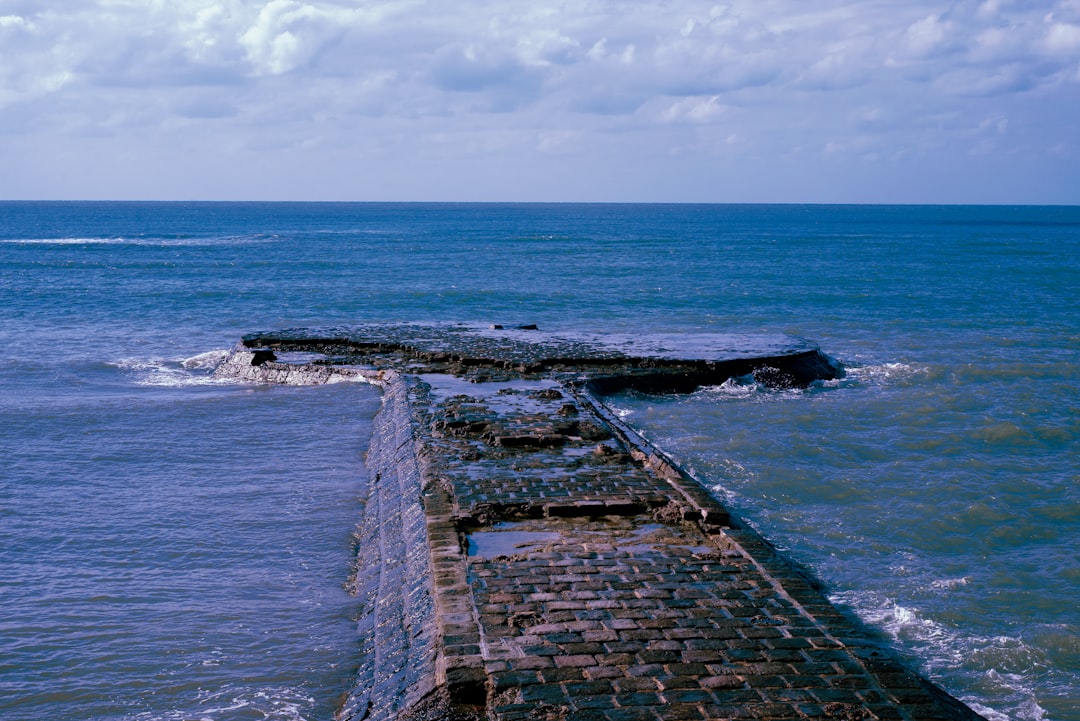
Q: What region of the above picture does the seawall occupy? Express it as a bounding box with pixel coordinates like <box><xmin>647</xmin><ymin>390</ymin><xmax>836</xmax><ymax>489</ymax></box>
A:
<box><xmin>213</xmin><ymin>323</ymin><xmax>985</xmax><ymax>721</ymax></box>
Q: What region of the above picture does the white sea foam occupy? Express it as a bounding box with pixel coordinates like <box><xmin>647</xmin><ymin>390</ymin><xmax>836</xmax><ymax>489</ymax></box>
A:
<box><xmin>967</xmin><ymin>700</ymin><xmax>1014</xmax><ymax>721</ymax></box>
<box><xmin>831</xmin><ymin>589</ymin><xmax>1049</xmax><ymax>721</ymax></box>
<box><xmin>691</xmin><ymin>360</ymin><xmax>926</xmax><ymax>396</ymax></box>
<box><xmin>975</xmin><ymin>673</ymin><xmax>1050</xmax><ymax>721</ymax></box>
<box><xmin>324</xmin><ymin>373</ymin><xmax>377</xmax><ymax>385</ymax></box>
<box><xmin>117</xmin><ymin>351</ymin><xmax>384</xmax><ymax>388</ymax></box>
<box><xmin>2</xmin><ymin>236</ymin><xmax>132</xmax><ymax>245</ymax></box>
<box><xmin>131</xmin><ymin>685</ymin><xmax>316</xmax><ymax>721</ymax></box>
<box><xmin>112</xmin><ymin>354</ymin><xmax>237</xmax><ymax>387</ymax></box>
<box><xmin>2</xmin><ymin>234</ymin><xmax>278</xmax><ymax>247</ymax></box>
<box><xmin>702</xmin><ymin>375</ymin><xmax>759</xmax><ymax>398</ymax></box>
<box><xmin>845</xmin><ymin>361</ymin><xmax>927</xmax><ymax>384</ymax></box>
<box><xmin>833</xmin><ymin>590</ymin><xmax>962</xmax><ymax>661</ymax></box>
<box><xmin>928</xmin><ymin>576</ymin><xmax>971</xmax><ymax>591</ymax></box>
<box><xmin>697</xmin><ymin>374</ymin><xmax>810</xmax><ymax>402</ymax></box>
<box><xmin>181</xmin><ymin>349</ymin><xmax>231</xmax><ymax>370</ymax></box>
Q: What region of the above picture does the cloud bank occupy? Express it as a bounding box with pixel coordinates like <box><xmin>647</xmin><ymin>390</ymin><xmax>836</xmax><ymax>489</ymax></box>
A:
<box><xmin>2</xmin><ymin>0</ymin><xmax>1078</xmax><ymax>202</ymax></box>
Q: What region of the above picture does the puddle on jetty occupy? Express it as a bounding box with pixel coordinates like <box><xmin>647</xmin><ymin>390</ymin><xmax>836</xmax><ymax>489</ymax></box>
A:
<box><xmin>465</xmin><ymin>518</ymin><xmax>720</xmax><ymax>560</ymax></box>
<box><xmin>422</xmin><ymin>373</ymin><xmax>560</xmax><ymax>407</ymax></box>
<box><xmin>466</xmin><ymin>524</ymin><xmax>562</xmax><ymax>559</ymax></box>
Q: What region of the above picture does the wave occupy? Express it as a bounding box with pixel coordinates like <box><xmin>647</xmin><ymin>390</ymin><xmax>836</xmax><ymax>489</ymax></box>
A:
<box><xmin>181</xmin><ymin>349</ymin><xmax>231</xmax><ymax>370</ymax></box>
<box><xmin>842</xmin><ymin>361</ymin><xmax>928</xmax><ymax>384</ymax></box>
<box><xmin>2</xmin><ymin>237</ymin><xmax>133</xmax><ymax>245</ymax></box>
<box><xmin>111</xmin><ymin>352</ymin><xmax>237</xmax><ymax>387</ymax></box>
<box><xmin>701</xmin><ymin>375</ymin><xmax>761</xmax><ymax>399</ymax></box>
<box><xmin>928</xmin><ymin>576</ymin><xmax>972</xmax><ymax>592</ymax></box>
<box><xmin>830</xmin><ymin>589</ymin><xmax>1050</xmax><ymax>721</ymax></box>
<box><xmin>127</xmin><ymin>684</ymin><xmax>316</xmax><ymax>721</ymax></box>
<box><xmin>1</xmin><ymin>234</ymin><xmax>281</xmax><ymax>247</ymax></box>
<box><xmin>713</xmin><ymin>360</ymin><xmax>928</xmax><ymax>395</ymax></box>
<box><xmin>643</xmin><ymin>359</ymin><xmax>931</xmax><ymax>405</ymax></box>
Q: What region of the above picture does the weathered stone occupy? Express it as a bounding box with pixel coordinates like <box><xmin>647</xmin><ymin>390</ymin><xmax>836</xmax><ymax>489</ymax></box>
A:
<box><xmin>211</xmin><ymin>324</ymin><xmax>984</xmax><ymax>721</ymax></box>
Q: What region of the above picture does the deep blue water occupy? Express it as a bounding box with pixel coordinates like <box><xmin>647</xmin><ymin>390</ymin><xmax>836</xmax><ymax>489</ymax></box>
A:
<box><xmin>1</xmin><ymin>202</ymin><xmax>1076</xmax><ymax>721</ymax></box>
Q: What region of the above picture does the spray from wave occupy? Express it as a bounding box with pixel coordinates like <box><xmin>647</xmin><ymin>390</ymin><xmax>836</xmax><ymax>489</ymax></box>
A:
<box><xmin>111</xmin><ymin>350</ymin><xmax>234</xmax><ymax>387</ymax></box>
<box><xmin>831</xmin><ymin>589</ymin><xmax>1051</xmax><ymax>721</ymax></box>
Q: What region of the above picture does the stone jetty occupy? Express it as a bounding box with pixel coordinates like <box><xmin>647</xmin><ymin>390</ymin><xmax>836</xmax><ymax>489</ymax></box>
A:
<box><xmin>212</xmin><ymin>323</ymin><xmax>984</xmax><ymax>721</ymax></box>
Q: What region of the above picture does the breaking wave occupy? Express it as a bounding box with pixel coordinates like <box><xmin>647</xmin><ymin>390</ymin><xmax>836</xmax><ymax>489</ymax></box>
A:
<box><xmin>111</xmin><ymin>350</ymin><xmax>234</xmax><ymax>387</ymax></box>
<box><xmin>688</xmin><ymin>360</ymin><xmax>927</xmax><ymax>401</ymax></box>
<box><xmin>831</xmin><ymin>590</ymin><xmax>1051</xmax><ymax>721</ymax></box>
<box><xmin>128</xmin><ymin>685</ymin><xmax>316</xmax><ymax>721</ymax></box>
<box><xmin>2</xmin><ymin>234</ymin><xmax>280</xmax><ymax>247</ymax></box>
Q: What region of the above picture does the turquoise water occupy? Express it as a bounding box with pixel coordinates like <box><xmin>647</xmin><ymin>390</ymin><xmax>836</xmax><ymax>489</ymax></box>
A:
<box><xmin>1</xmin><ymin>202</ymin><xmax>1076</xmax><ymax>720</ymax></box>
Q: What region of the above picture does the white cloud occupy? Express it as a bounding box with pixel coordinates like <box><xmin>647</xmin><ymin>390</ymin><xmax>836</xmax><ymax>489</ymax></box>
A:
<box><xmin>536</xmin><ymin>129</ymin><xmax>582</xmax><ymax>154</ymax></box>
<box><xmin>180</xmin><ymin>2</ymin><xmax>245</xmax><ymax>64</ymax></box>
<box><xmin>506</xmin><ymin>22</ymin><xmax>580</xmax><ymax>67</ymax></box>
<box><xmin>239</xmin><ymin>0</ymin><xmax>346</xmax><ymax>75</ymax></box>
<box><xmin>1044</xmin><ymin>21</ymin><xmax>1080</xmax><ymax>52</ymax></box>
<box><xmin>0</xmin><ymin>14</ymin><xmax>29</xmax><ymax>29</ymax></box>
<box><xmin>797</xmin><ymin>39</ymin><xmax>876</xmax><ymax>90</ymax></box>
<box><xmin>904</xmin><ymin>13</ymin><xmax>953</xmax><ymax>58</ymax></box>
<box><xmin>1</xmin><ymin>1</ymin><xmax>1078</xmax><ymax>201</ymax></box>
<box><xmin>662</xmin><ymin>95</ymin><xmax>730</xmax><ymax>123</ymax></box>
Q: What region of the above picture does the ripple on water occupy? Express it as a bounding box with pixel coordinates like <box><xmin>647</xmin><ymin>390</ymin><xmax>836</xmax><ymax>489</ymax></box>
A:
<box><xmin>1</xmin><ymin>381</ymin><xmax>379</xmax><ymax>721</ymax></box>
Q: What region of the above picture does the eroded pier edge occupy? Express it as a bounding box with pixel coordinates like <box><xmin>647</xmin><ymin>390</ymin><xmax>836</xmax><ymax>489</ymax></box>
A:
<box><xmin>214</xmin><ymin>324</ymin><xmax>984</xmax><ymax>721</ymax></box>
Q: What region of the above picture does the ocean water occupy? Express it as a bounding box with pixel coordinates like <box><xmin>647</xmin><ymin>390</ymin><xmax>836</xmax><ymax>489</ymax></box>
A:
<box><xmin>0</xmin><ymin>202</ymin><xmax>1076</xmax><ymax>721</ymax></box>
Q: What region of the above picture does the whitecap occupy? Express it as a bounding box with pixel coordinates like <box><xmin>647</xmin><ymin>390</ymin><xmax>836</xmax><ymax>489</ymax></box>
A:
<box><xmin>325</xmin><ymin>373</ymin><xmax>374</xmax><ymax>385</ymax></box>
<box><xmin>697</xmin><ymin>374</ymin><xmax>812</xmax><ymax>403</ymax></box>
<box><xmin>966</xmin><ymin>700</ymin><xmax>1013</xmax><ymax>721</ymax></box>
<box><xmin>111</xmin><ymin>356</ymin><xmax>238</xmax><ymax>388</ymax></box>
<box><xmin>845</xmin><ymin>361</ymin><xmax>928</xmax><ymax>384</ymax></box>
<box><xmin>181</xmin><ymin>349</ymin><xmax>230</xmax><ymax>370</ymax></box>
<box><xmin>2</xmin><ymin>237</ymin><xmax>130</xmax><ymax>245</ymax></box>
<box><xmin>977</xmin><ymin>672</ymin><xmax>1050</xmax><ymax>721</ymax></box>
<box><xmin>2</xmin><ymin>234</ymin><xmax>280</xmax><ymax>247</ymax></box>
<box><xmin>701</xmin><ymin>375</ymin><xmax>759</xmax><ymax>399</ymax></box>
<box><xmin>830</xmin><ymin>589</ymin><xmax>1050</xmax><ymax>721</ymax></box>
<box><xmin>132</xmin><ymin>685</ymin><xmax>318</xmax><ymax>721</ymax></box>
<box><xmin>928</xmin><ymin>576</ymin><xmax>971</xmax><ymax>591</ymax></box>
<box><xmin>830</xmin><ymin>590</ymin><xmax>961</xmax><ymax>662</ymax></box>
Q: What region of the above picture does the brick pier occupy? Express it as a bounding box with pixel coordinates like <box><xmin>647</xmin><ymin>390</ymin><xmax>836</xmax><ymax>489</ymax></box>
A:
<box><xmin>213</xmin><ymin>323</ymin><xmax>984</xmax><ymax>721</ymax></box>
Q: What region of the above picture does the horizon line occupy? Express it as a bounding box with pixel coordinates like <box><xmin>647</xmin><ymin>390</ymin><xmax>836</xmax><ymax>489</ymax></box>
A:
<box><xmin>3</xmin><ymin>199</ymin><xmax>1078</xmax><ymax>208</ymax></box>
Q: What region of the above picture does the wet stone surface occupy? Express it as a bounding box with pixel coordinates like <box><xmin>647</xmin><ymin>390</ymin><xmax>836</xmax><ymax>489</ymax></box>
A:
<box><xmin>420</xmin><ymin>379</ymin><xmax>668</xmax><ymax>522</ymax></box>
<box><xmin>211</xmin><ymin>324</ymin><xmax>983</xmax><ymax>721</ymax></box>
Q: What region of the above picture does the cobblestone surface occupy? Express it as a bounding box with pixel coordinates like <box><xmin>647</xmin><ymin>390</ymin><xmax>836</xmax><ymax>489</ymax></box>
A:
<box><xmin>213</xmin><ymin>324</ymin><xmax>983</xmax><ymax>721</ymax></box>
<box><xmin>468</xmin><ymin>516</ymin><xmax>942</xmax><ymax>721</ymax></box>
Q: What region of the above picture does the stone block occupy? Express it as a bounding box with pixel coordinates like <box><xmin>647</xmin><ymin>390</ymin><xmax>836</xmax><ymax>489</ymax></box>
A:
<box><xmin>602</xmin><ymin>709</ymin><xmax>660</xmax><ymax>721</ymax></box>
<box><xmin>492</xmin><ymin>669</ymin><xmax>541</xmax><ymax>689</ymax></box>
<box><xmin>554</xmin><ymin>654</ymin><xmax>598</xmax><ymax>668</ymax></box>
<box><xmin>700</xmin><ymin>675</ymin><xmax>745</xmax><ymax>690</ymax></box>
<box><xmin>612</xmin><ymin>691</ymin><xmax>662</xmax><ymax>706</ymax></box>
<box><xmin>520</xmin><ymin>684</ymin><xmax>571</xmax><ymax>705</ymax></box>
<box><xmin>541</xmin><ymin>667</ymin><xmax>585</xmax><ymax>683</ymax></box>
<box><xmin>660</xmin><ymin>688</ymin><xmax>715</xmax><ymax>704</ymax></box>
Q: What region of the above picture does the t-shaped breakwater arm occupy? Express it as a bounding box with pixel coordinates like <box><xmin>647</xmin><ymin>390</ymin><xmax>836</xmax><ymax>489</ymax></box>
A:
<box><xmin>213</xmin><ymin>323</ymin><xmax>983</xmax><ymax>721</ymax></box>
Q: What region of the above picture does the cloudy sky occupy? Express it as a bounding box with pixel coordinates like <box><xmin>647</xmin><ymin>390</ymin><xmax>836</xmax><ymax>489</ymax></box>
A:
<box><xmin>2</xmin><ymin>0</ymin><xmax>1079</xmax><ymax>202</ymax></box>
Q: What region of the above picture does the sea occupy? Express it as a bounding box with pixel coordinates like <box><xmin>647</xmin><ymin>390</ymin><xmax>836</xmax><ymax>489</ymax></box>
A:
<box><xmin>0</xmin><ymin>202</ymin><xmax>1075</xmax><ymax>721</ymax></box>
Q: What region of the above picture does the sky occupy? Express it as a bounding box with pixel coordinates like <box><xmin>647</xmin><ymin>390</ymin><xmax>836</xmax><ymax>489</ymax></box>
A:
<box><xmin>2</xmin><ymin>0</ymin><xmax>1079</xmax><ymax>203</ymax></box>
